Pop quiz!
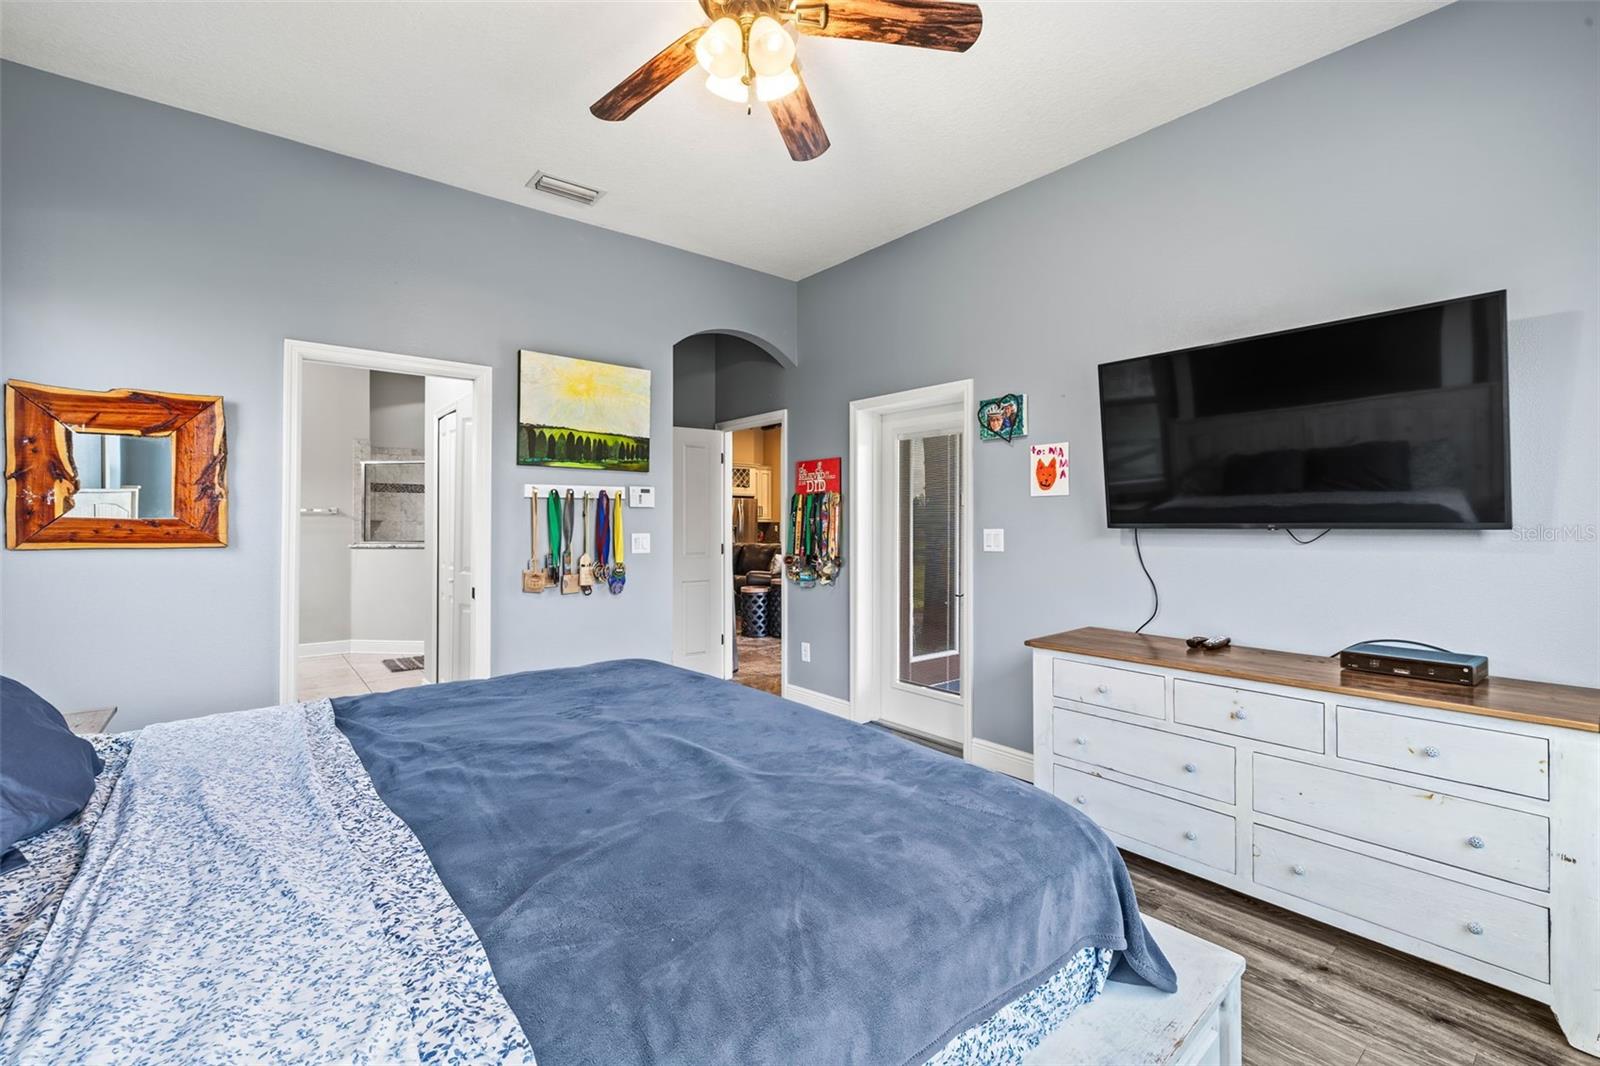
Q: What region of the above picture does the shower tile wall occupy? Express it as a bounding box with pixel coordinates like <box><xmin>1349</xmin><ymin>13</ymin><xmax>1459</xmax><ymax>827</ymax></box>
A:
<box><xmin>353</xmin><ymin>443</ymin><xmax>424</xmax><ymax>543</ymax></box>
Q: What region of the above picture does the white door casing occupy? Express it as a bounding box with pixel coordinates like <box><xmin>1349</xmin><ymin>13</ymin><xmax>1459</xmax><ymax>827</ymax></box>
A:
<box><xmin>279</xmin><ymin>339</ymin><xmax>492</xmax><ymax>703</ymax></box>
<box><xmin>848</xmin><ymin>381</ymin><xmax>975</xmax><ymax>758</ymax></box>
<box><xmin>672</xmin><ymin>427</ymin><xmax>729</xmax><ymax>676</ymax></box>
<box><xmin>875</xmin><ymin>403</ymin><xmax>965</xmax><ymax>744</ymax></box>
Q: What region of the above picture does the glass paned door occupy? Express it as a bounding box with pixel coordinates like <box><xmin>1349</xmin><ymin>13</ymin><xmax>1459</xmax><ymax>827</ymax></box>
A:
<box><xmin>896</xmin><ymin>430</ymin><xmax>961</xmax><ymax>695</ymax></box>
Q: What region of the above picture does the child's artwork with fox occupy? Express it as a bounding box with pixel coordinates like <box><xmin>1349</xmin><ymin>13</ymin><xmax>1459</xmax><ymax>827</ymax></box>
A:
<box><xmin>1029</xmin><ymin>442</ymin><xmax>1069</xmax><ymax>497</ymax></box>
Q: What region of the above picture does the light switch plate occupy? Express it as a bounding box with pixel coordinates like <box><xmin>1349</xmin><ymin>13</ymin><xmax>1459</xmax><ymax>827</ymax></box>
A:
<box><xmin>629</xmin><ymin>486</ymin><xmax>656</xmax><ymax>508</ymax></box>
<box><xmin>801</xmin><ymin>642</ymin><xmax>812</xmax><ymax>663</ymax></box>
<box><xmin>631</xmin><ymin>533</ymin><xmax>651</xmax><ymax>555</ymax></box>
<box><xmin>983</xmin><ymin>528</ymin><xmax>1005</xmax><ymax>552</ymax></box>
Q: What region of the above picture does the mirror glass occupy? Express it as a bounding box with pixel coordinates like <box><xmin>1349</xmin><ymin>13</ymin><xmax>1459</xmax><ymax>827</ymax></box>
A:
<box><xmin>65</xmin><ymin>432</ymin><xmax>175</xmax><ymax>519</ymax></box>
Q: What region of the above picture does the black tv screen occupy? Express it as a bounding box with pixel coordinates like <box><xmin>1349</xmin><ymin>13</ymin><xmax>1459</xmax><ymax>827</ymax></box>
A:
<box><xmin>1098</xmin><ymin>291</ymin><xmax>1511</xmax><ymax>529</ymax></box>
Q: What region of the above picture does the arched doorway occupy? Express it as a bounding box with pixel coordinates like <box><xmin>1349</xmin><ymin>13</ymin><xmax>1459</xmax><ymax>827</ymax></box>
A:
<box><xmin>671</xmin><ymin>332</ymin><xmax>789</xmax><ymax>694</ymax></box>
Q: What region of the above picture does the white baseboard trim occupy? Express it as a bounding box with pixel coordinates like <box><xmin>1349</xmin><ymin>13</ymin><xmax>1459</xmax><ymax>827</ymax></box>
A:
<box><xmin>783</xmin><ymin>684</ymin><xmax>854</xmax><ymax>721</ymax></box>
<box><xmin>967</xmin><ymin>738</ymin><xmax>1034</xmax><ymax>782</ymax></box>
<box><xmin>299</xmin><ymin>639</ymin><xmax>424</xmax><ymax>658</ymax></box>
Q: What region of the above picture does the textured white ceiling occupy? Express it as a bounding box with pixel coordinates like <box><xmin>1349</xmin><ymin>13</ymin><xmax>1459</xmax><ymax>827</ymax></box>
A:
<box><xmin>0</xmin><ymin>0</ymin><xmax>1442</xmax><ymax>279</ymax></box>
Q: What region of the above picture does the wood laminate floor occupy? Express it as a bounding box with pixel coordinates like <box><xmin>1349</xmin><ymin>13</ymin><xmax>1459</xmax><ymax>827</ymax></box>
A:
<box><xmin>1122</xmin><ymin>853</ymin><xmax>1589</xmax><ymax>1066</ymax></box>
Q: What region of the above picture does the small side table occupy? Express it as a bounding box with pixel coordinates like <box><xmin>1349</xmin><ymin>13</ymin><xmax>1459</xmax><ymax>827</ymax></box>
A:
<box><xmin>738</xmin><ymin>586</ymin><xmax>772</xmax><ymax>638</ymax></box>
<box><xmin>64</xmin><ymin>707</ymin><xmax>117</xmax><ymax>735</ymax></box>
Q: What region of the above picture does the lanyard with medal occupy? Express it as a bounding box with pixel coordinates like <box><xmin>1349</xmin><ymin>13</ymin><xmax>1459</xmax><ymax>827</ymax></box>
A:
<box><xmin>578</xmin><ymin>493</ymin><xmax>596</xmax><ymax>595</ymax></box>
<box><xmin>593</xmin><ymin>491</ymin><xmax>611</xmax><ymax>585</ymax></box>
<box><xmin>545</xmin><ymin>489</ymin><xmax>562</xmax><ymax>586</ymax></box>
<box><xmin>523</xmin><ymin>489</ymin><xmax>547</xmax><ymax>593</ymax></box>
<box><xmin>560</xmin><ymin>490</ymin><xmax>579</xmax><ymax>594</ymax></box>
<box><xmin>609</xmin><ymin>493</ymin><xmax>626</xmax><ymax>594</ymax></box>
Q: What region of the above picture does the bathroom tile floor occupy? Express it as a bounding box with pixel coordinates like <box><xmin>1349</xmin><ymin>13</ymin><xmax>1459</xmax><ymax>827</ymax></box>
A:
<box><xmin>296</xmin><ymin>653</ymin><xmax>428</xmax><ymax>701</ymax></box>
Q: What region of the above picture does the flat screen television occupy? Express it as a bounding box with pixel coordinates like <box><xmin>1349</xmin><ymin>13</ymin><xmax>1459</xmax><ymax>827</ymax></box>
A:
<box><xmin>1098</xmin><ymin>291</ymin><xmax>1510</xmax><ymax>529</ymax></box>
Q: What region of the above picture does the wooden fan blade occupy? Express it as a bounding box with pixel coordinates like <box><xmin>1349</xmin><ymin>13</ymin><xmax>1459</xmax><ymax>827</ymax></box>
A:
<box><xmin>591</xmin><ymin>27</ymin><xmax>707</xmax><ymax>121</ymax></box>
<box><xmin>797</xmin><ymin>0</ymin><xmax>982</xmax><ymax>52</ymax></box>
<box><xmin>769</xmin><ymin>72</ymin><xmax>830</xmax><ymax>161</ymax></box>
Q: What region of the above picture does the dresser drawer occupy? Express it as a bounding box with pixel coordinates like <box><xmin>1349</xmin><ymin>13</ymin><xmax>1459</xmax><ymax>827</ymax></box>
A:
<box><xmin>1052</xmin><ymin>659</ymin><xmax>1165</xmax><ymax>720</ymax></box>
<box><xmin>1174</xmin><ymin>679</ymin><xmax>1325</xmax><ymax>752</ymax></box>
<box><xmin>1054</xmin><ymin>707</ymin><xmax>1235</xmax><ymax>802</ymax></box>
<box><xmin>1056</xmin><ymin>765</ymin><xmax>1236</xmax><ymax>873</ymax></box>
<box><xmin>1253</xmin><ymin>825</ymin><xmax>1549</xmax><ymax>981</ymax></box>
<box><xmin>1253</xmin><ymin>755</ymin><xmax>1550</xmax><ymax>891</ymax></box>
<box><xmin>1336</xmin><ymin>706</ymin><xmax>1549</xmax><ymax>800</ymax></box>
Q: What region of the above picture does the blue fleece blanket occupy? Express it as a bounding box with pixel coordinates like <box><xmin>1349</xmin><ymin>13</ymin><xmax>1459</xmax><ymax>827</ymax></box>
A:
<box><xmin>333</xmin><ymin>660</ymin><xmax>1173</xmax><ymax>1065</ymax></box>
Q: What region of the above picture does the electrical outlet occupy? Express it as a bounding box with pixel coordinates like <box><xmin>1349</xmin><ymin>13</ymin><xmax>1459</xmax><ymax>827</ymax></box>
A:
<box><xmin>983</xmin><ymin>528</ymin><xmax>1005</xmax><ymax>552</ymax></box>
<box><xmin>631</xmin><ymin>533</ymin><xmax>651</xmax><ymax>555</ymax></box>
<box><xmin>801</xmin><ymin>642</ymin><xmax>812</xmax><ymax>663</ymax></box>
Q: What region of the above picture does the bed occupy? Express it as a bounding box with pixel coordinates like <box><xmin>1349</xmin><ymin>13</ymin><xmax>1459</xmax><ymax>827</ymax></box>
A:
<box><xmin>2</xmin><ymin>660</ymin><xmax>1201</xmax><ymax>1064</ymax></box>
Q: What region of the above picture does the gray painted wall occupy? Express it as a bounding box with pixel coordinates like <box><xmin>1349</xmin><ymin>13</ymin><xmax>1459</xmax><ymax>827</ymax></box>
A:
<box><xmin>298</xmin><ymin>363</ymin><xmax>370</xmax><ymax>645</ymax></box>
<box><xmin>672</xmin><ymin>335</ymin><xmax>719</xmax><ymax>430</ymax></box>
<box><xmin>0</xmin><ymin>63</ymin><xmax>797</xmax><ymax>730</ymax></box>
<box><xmin>718</xmin><ymin>2</ymin><xmax>1600</xmax><ymax>750</ymax></box>
<box><xmin>369</xmin><ymin>371</ymin><xmax>425</xmax><ymax>451</ymax></box>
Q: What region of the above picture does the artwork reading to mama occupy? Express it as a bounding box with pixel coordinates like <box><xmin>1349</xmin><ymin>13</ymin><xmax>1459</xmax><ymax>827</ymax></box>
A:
<box><xmin>1030</xmin><ymin>441</ymin><xmax>1069</xmax><ymax>497</ymax></box>
<box><xmin>977</xmin><ymin>393</ymin><xmax>1026</xmax><ymax>442</ymax></box>
<box><xmin>518</xmin><ymin>350</ymin><xmax>651</xmax><ymax>471</ymax></box>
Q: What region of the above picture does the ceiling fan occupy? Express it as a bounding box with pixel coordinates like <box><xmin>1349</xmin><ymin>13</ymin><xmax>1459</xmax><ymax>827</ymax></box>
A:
<box><xmin>590</xmin><ymin>0</ymin><xmax>983</xmax><ymax>162</ymax></box>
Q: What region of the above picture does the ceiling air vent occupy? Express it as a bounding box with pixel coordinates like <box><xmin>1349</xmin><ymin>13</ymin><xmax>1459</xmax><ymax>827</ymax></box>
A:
<box><xmin>526</xmin><ymin>171</ymin><xmax>603</xmax><ymax>206</ymax></box>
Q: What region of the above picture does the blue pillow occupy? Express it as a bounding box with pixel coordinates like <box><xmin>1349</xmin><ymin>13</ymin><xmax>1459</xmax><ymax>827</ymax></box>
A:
<box><xmin>1</xmin><ymin>677</ymin><xmax>103</xmax><ymax>861</ymax></box>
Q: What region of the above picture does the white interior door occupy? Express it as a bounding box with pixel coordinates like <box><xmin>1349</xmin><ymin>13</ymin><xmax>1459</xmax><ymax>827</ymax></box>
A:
<box><xmin>875</xmin><ymin>403</ymin><xmax>965</xmax><ymax>743</ymax></box>
<box><xmin>435</xmin><ymin>396</ymin><xmax>475</xmax><ymax>683</ymax></box>
<box><xmin>672</xmin><ymin>427</ymin><xmax>728</xmax><ymax>676</ymax></box>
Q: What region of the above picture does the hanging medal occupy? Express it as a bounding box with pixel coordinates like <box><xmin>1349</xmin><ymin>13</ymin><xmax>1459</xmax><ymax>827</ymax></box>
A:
<box><xmin>578</xmin><ymin>493</ymin><xmax>596</xmax><ymax>595</ymax></box>
<box><xmin>545</xmin><ymin>489</ymin><xmax>562</xmax><ymax>586</ymax></box>
<box><xmin>593</xmin><ymin>491</ymin><xmax>610</xmax><ymax>585</ymax></box>
<box><xmin>608</xmin><ymin>494</ymin><xmax>626</xmax><ymax>594</ymax></box>
<box><xmin>560</xmin><ymin>490</ymin><xmax>580</xmax><ymax>594</ymax></box>
<box><xmin>784</xmin><ymin>492</ymin><xmax>802</xmax><ymax>580</ymax></box>
<box><xmin>523</xmin><ymin>490</ymin><xmax>547</xmax><ymax>593</ymax></box>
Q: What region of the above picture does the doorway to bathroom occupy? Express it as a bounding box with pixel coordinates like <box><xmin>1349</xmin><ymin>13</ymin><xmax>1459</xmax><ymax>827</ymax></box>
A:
<box><xmin>279</xmin><ymin>340</ymin><xmax>492</xmax><ymax>703</ymax></box>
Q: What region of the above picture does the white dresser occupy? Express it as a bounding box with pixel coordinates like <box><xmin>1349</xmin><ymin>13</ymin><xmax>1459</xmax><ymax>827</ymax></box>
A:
<box><xmin>1028</xmin><ymin>627</ymin><xmax>1600</xmax><ymax>1058</ymax></box>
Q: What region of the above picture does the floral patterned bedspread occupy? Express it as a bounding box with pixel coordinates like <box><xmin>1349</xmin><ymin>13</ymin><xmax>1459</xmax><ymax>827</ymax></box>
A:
<box><xmin>0</xmin><ymin>702</ymin><xmax>533</xmax><ymax>1064</ymax></box>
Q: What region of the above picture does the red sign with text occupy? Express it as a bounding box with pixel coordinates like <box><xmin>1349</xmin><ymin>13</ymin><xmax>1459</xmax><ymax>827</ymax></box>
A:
<box><xmin>795</xmin><ymin>457</ymin><xmax>841</xmax><ymax>495</ymax></box>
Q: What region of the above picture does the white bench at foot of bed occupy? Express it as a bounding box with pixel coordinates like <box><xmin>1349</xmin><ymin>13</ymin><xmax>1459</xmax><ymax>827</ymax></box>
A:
<box><xmin>1027</xmin><ymin>916</ymin><xmax>1245</xmax><ymax>1066</ymax></box>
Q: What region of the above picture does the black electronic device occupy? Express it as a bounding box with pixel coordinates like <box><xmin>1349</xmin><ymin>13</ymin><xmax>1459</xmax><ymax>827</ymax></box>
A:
<box><xmin>1339</xmin><ymin>641</ymin><xmax>1488</xmax><ymax>687</ymax></box>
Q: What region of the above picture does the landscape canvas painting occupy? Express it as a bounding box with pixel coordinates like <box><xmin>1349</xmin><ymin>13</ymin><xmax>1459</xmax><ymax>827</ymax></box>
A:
<box><xmin>518</xmin><ymin>350</ymin><xmax>651</xmax><ymax>471</ymax></box>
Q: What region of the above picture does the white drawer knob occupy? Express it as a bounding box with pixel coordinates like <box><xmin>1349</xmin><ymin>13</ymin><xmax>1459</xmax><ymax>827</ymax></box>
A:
<box><xmin>1096</xmin><ymin>683</ymin><xmax>1110</xmax><ymax>695</ymax></box>
<box><xmin>1467</xmin><ymin>921</ymin><xmax>1484</xmax><ymax>936</ymax></box>
<box><xmin>1291</xmin><ymin>863</ymin><xmax>1307</xmax><ymax>876</ymax></box>
<box><xmin>1075</xmin><ymin>736</ymin><xmax>1088</xmax><ymax>746</ymax></box>
<box><xmin>1467</xmin><ymin>836</ymin><xmax>1486</xmax><ymax>850</ymax></box>
<box><xmin>1422</xmin><ymin>745</ymin><xmax>1441</xmax><ymax>758</ymax></box>
<box><xmin>1231</xmin><ymin>709</ymin><xmax>1248</xmax><ymax>721</ymax></box>
<box><xmin>1183</xmin><ymin>762</ymin><xmax>1197</xmax><ymax>774</ymax></box>
<box><xmin>1074</xmin><ymin>795</ymin><xmax>1087</xmax><ymax>805</ymax></box>
<box><xmin>1184</xmin><ymin>830</ymin><xmax>1198</xmax><ymax>841</ymax></box>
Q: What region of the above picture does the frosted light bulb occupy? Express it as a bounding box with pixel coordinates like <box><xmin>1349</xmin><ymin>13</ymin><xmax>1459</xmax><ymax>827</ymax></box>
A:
<box><xmin>747</xmin><ymin>16</ymin><xmax>796</xmax><ymax>78</ymax></box>
<box><xmin>754</xmin><ymin>68</ymin><xmax>800</xmax><ymax>103</ymax></box>
<box><xmin>705</xmin><ymin>74</ymin><xmax>749</xmax><ymax>104</ymax></box>
<box><xmin>695</xmin><ymin>18</ymin><xmax>745</xmax><ymax>80</ymax></box>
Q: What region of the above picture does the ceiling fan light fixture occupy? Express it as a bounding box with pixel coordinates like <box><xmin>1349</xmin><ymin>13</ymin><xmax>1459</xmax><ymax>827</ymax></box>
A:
<box><xmin>754</xmin><ymin>68</ymin><xmax>800</xmax><ymax>103</ymax></box>
<box><xmin>705</xmin><ymin>73</ymin><xmax>750</xmax><ymax>104</ymax></box>
<box><xmin>695</xmin><ymin>17</ymin><xmax>745</xmax><ymax>79</ymax></box>
<box><xmin>747</xmin><ymin>15</ymin><xmax>796</xmax><ymax>77</ymax></box>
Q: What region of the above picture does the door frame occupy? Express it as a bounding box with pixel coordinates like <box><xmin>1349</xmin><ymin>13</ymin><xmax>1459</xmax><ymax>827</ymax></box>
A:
<box><xmin>848</xmin><ymin>381</ymin><xmax>974</xmax><ymax>757</ymax></box>
<box><xmin>279</xmin><ymin>339</ymin><xmax>493</xmax><ymax>703</ymax></box>
<box><xmin>717</xmin><ymin>409</ymin><xmax>787</xmax><ymax>691</ymax></box>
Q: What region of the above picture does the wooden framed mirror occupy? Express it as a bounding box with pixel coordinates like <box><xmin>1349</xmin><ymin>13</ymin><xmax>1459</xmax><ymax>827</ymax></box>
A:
<box><xmin>4</xmin><ymin>380</ymin><xmax>228</xmax><ymax>549</ymax></box>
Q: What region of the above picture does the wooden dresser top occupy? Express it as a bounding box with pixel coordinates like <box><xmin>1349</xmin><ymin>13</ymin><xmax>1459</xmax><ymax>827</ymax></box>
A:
<box><xmin>1026</xmin><ymin>627</ymin><xmax>1600</xmax><ymax>733</ymax></box>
